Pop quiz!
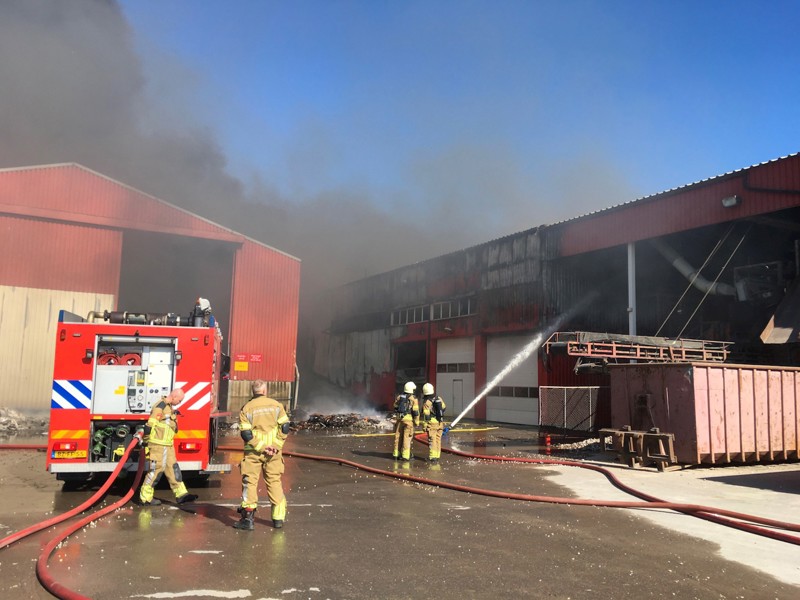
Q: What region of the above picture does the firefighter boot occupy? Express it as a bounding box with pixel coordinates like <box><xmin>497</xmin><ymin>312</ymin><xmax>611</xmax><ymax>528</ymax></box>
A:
<box><xmin>233</xmin><ymin>508</ymin><xmax>255</xmax><ymax>530</ymax></box>
<box><xmin>176</xmin><ymin>493</ymin><xmax>198</xmax><ymax>504</ymax></box>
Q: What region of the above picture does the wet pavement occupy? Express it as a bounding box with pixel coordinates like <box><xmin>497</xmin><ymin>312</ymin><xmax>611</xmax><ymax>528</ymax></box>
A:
<box><xmin>0</xmin><ymin>425</ymin><xmax>798</xmax><ymax>599</ymax></box>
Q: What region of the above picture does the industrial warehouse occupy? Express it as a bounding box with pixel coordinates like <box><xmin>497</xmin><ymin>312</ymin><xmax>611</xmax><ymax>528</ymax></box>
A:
<box><xmin>0</xmin><ymin>163</ymin><xmax>301</xmax><ymax>417</ymax></box>
<box><xmin>315</xmin><ymin>152</ymin><xmax>800</xmax><ymax>465</ymax></box>
<box><xmin>1</xmin><ymin>156</ymin><xmax>800</xmax><ymax>599</ymax></box>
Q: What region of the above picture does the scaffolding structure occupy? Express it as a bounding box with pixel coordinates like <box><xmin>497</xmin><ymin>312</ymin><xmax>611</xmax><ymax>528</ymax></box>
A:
<box><xmin>544</xmin><ymin>331</ymin><xmax>732</xmax><ymax>366</ymax></box>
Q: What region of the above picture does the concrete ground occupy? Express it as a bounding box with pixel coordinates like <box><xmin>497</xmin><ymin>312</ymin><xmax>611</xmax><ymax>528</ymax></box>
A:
<box><xmin>0</xmin><ymin>424</ymin><xmax>798</xmax><ymax>599</ymax></box>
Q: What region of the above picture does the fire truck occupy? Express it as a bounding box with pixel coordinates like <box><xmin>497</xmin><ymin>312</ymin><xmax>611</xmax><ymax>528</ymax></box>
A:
<box><xmin>46</xmin><ymin>298</ymin><xmax>231</xmax><ymax>483</ymax></box>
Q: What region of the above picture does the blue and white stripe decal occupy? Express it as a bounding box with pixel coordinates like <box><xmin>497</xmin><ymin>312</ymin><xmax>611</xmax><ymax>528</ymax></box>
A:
<box><xmin>52</xmin><ymin>380</ymin><xmax>92</xmax><ymax>409</ymax></box>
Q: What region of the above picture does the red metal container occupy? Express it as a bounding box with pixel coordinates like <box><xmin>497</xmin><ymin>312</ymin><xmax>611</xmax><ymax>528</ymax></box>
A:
<box><xmin>609</xmin><ymin>362</ymin><xmax>800</xmax><ymax>465</ymax></box>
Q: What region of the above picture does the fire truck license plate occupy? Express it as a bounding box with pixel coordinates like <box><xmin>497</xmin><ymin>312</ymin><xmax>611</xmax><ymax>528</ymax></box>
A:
<box><xmin>54</xmin><ymin>450</ymin><xmax>87</xmax><ymax>459</ymax></box>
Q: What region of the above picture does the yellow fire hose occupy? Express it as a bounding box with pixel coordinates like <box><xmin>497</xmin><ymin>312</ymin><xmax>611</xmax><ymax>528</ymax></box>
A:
<box><xmin>351</xmin><ymin>426</ymin><xmax>498</xmax><ymax>437</ymax></box>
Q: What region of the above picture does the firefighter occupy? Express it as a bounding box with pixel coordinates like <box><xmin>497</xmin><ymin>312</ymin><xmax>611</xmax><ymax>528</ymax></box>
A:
<box><xmin>137</xmin><ymin>388</ymin><xmax>198</xmax><ymax>506</ymax></box>
<box><xmin>392</xmin><ymin>381</ymin><xmax>419</xmax><ymax>461</ymax></box>
<box><xmin>420</xmin><ymin>382</ymin><xmax>447</xmax><ymax>462</ymax></box>
<box><xmin>233</xmin><ymin>379</ymin><xmax>291</xmax><ymax>530</ymax></box>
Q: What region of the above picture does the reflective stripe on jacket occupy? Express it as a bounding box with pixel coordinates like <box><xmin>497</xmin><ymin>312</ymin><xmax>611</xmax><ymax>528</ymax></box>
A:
<box><xmin>146</xmin><ymin>400</ymin><xmax>178</xmax><ymax>446</ymax></box>
<box><xmin>239</xmin><ymin>395</ymin><xmax>289</xmax><ymax>452</ymax></box>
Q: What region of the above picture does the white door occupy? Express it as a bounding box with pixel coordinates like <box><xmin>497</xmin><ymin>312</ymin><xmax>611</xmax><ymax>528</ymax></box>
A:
<box><xmin>436</xmin><ymin>337</ymin><xmax>475</xmax><ymax>421</ymax></box>
<box><xmin>486</xmin><ymin>334</ymin><xmax>539</xmax><ymax>425</ymax></box>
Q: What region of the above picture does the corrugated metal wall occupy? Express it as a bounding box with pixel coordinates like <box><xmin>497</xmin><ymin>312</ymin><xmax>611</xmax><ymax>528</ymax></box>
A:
<box><xmin>0</xmin><ymin>215</ymin><xmax>121</xmax><ymax>293</ymax></box>
<box><xmin>1</xmin><ymin>164</ymin><xmax>302</xmax><ymax>414</ymax></box>
<box><xmin>229</xmin><ymin>241</ymin><xmax>300</xmax><ymax>383</ymax></box>
<box><xmin>557</xmin><ymin>154</ymin><xmax>800</xmax><ymax>257</ymax></box>
<box><xmin>226</xmin><ymin>380</ymin><xmax>294</xmax><ymax>416</ymax></box>
<box><xmin>0</xmin><ymin>214</ymin><xmax>122</xmax><ymax>413</ymax></box>
<box><xmin>0</xmin><ymin>164</ymin><xmax>243</xmax><ymax>242</ymax></box>
<box><xmin>315</xmin><ymin>329</ymin><xmax>391</xmax><ymax>389</ymax></box>
<box><xmin>0</xmin><ymin>287</ymin><xmax>114</xmax><ymax>413</ymax></box>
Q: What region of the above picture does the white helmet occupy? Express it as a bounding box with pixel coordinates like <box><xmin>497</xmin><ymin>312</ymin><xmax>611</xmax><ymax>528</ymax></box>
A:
<box><xmin>403</xmin><ymin>381</ymin><xmax>416</xmax><ymax>394</ymax></box>
<box><xmin>422</xmin><ymin>383</ymin><xmax>434</xmax><ymax>396</ymax></box>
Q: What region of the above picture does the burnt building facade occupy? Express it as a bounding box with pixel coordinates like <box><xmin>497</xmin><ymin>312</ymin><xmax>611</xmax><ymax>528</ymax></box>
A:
<box><xmin>315</xmin><ymin>153</ymin><xmax>800</xmax><ymax>426</ymax></box>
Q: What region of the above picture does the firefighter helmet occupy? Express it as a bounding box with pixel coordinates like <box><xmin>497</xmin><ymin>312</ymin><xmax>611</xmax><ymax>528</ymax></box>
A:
<box><xmin>403</xmin><ymin>381</ymin><xmax>416</xmax><ymax>394</ymax></box>
<box><xmin>422</xmin><ymin>383</ymin><xmax>434</xmax><ymax>396</ymax></box>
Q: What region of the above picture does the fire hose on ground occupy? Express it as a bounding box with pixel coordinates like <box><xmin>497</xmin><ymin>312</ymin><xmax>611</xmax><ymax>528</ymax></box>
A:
<box><xmin>220</xmin><ymin>431</ymin><xmax>800</xmax><ymax>547</ymax></box>
<box><xmin>0</xmin><ymin>437</ymin><xmax>146</xmax><ymax>600</ymax></box>
<box><xmin>1</xmin><ymin>427</ymin><xmax>800</xmax><ymax>600</ymax></box>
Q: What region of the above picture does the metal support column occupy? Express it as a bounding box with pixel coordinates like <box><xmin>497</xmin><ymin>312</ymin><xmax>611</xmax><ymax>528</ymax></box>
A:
<box><xmin>627</xmin><ymin>242</ymin><xmax>637</xmax><ymax>336</ymax></box>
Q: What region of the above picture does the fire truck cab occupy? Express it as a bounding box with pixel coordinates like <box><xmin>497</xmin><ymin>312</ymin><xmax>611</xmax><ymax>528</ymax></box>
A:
<box><xmin>46</xmin><ymin>299</ymin><xmax>231</xmax><ymax>483</ymax></box>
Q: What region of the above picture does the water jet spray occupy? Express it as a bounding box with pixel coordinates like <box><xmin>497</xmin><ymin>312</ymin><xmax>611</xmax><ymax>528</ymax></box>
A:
<box><xmin>445</xmin><ymin>297</ymin><xmax>595</xmax><ymax>434</ymax></box>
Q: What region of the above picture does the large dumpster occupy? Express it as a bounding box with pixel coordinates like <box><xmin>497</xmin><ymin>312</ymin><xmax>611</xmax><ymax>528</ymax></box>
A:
<box><xmin>608</xmin><ymin>362</ymin><xmax>800</xmax><ymax>465</ymax></box>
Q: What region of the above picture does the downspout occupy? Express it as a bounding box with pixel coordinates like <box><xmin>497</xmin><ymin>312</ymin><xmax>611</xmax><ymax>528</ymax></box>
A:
<box><xmin>649</xmin><ymin>238</ymin><xmax>737</xmax><ymax>296</ymax></box>
<box><xmin>628</xmin><ymin>242</ymin><xmax>637</xmax><ymax>336</ymax></box>
<box><xmin>293</xmin><ymin>362</ymin><xmax>300</xmax><ymax>414</ymax></box>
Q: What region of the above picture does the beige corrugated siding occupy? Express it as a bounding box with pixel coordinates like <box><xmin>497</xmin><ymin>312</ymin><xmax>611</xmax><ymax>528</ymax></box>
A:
<box><xmin>0</xmin><ymin>286</ymin><xmax>114</xmax><ymax>414</ymax></box>
<box><xmin>226</xmin><ymin>380</ymin><xmax>293</xmax><ymax>417</ymax></box>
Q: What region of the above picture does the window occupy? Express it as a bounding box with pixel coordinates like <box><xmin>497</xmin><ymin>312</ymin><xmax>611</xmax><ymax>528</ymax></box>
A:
<box><xmin>437</xmin><ymin>362</ymin><xmax>475</xmax><ymax>373</ymax></box>
<box><xmin>487</xmin><ymin>386</ymin><xmax>539</xmax><ymax>398</ymax></box>
<box><xmin>431</xmin><ymin>296</ymin><xmax>477</xmax><ymax>321</ymax></box>
<box><xmin>392</xmin><ymin>296</ymin><xmax>475</xmax><ymax>326</ymax></box>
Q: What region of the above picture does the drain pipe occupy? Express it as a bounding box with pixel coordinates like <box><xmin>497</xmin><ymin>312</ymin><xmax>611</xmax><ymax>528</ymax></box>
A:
<box><xmin>293</xmin><ymin>363</ymin><xmax>300</xmax><ymax>414</ymax></box>
<box><xmin>649</xmin><ymin>238</ymin><xmax>737</xmax><ymax>296</ymax></box>
<box><xmin>628</xmin><ymin>242</ymin><xmax>637</xmax><ymax>336</ymax></box>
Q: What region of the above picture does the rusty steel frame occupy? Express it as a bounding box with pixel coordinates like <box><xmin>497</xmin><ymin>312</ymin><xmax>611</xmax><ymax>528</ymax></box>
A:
<box><xmin>544</xmin><ymin>331</ymin><xmax>731</xmax><ymax>363</ymax></box>
<box><xmin>599</xmin><ymin>426</ymin><xmax>678</xmax><ymax>472</ymax></box>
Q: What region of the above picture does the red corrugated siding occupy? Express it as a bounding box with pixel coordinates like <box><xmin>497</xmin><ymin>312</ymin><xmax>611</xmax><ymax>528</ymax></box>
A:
<box><xmin>539</xmin><ymin>353</ymin><xmax>609</xmax><ymax>388</ymax></box>
<box><xmin>559</xmin><ymin>154</ymin><xmax>800</xmax><ymax>256</ymax></box>
<box><xmin>0</xmin><ymin>164</ymin><xmax>243</xmax><ymax>242</ymax></box>
<box><xmin>229</xmin><ymin>241</ymin><xmax>300</xmax><ymax>382</ymax></box>
<box><xmin>0</xmin><ymin>215</ymin><xmax>121</xmax><ymax>293</ymax></box>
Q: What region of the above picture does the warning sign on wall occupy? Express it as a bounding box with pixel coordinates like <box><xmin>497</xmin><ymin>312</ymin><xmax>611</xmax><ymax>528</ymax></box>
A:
<box><xmin>233</xmin><ymin>352</ymin><xmax>263</xmax><ymax>372</ymax></box>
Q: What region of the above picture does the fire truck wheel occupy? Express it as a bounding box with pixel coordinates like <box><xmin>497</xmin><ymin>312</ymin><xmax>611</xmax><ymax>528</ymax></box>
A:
<box><xmin>185</xmin><ymin>473</ymin><xmax>210</xmax><ymax>486</ymax></box>
<box><xmin>59</xmin><ymin>474</ymin><xmax>94</xmax><ymax>491</ymax></box>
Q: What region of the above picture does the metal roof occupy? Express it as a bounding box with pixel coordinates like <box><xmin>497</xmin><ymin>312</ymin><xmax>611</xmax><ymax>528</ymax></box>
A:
<box><xmin>550</xmin><ymin>152</ymin><xmax>800</xmax><ymax>227</ymax></box>
<box><xmin>414</xmin><ymin>151</ymin><xmax>800</xmax><ymax>262</ymax></box>
<box><xmin>0</xmin><ymin>162</ymin><xmax>300</xmax><ymax>262</ymax></box>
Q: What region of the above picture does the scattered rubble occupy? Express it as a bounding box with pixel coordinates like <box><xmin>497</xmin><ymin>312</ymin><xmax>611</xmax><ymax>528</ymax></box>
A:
<box><xmin>292</xmin><ymin>412</ymin><xmax>391</xmax><ymax>431</ymax></box>
<box><xmin>551</xmin><ymin>437</ymin><xmax>601</xmax><ymax>451</ymax></box>
<box><xmin>549</xmin><ymin>437</ymin><xmax>602</xmax><ymax>456</ymax></box>
<box><xmin>0</xmin><ymin>408</ymin><xmax>48</xmax><ymax>437</ymax></box>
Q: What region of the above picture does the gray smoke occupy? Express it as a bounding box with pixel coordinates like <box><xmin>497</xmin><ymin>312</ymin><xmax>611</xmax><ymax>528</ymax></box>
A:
<box><xmin>0</xmin><ymin>0</ymin><xmax>635</xmax><ymax>313</ymax></box>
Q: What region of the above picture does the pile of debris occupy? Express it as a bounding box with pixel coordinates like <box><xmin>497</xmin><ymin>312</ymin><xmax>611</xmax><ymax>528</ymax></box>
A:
<box><xmin>292</xmin><ymin>412</ymin><xmax>387</xmax><ymax>431</ymax></box>
<box><xmin>0</xmin><ymin>408</ymin><xmax>48</xmax><ymax>437</ymax></box>
<box><xmin>550</xmin><ymin>437</ymin><xmax>602</xmax><ymax>454</ymax></box>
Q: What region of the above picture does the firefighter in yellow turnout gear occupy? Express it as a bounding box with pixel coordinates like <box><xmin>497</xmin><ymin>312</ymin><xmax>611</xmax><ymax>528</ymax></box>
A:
<box><xmin>421</xmin><ymin>383</ymin><xmax>447</xmax><ymax>462</ymax></box>
<box><xmin>392</xmin><ymin>381</ymin><xmax>419</xmax><ymax>461</ymax></box>
<box><xmin>234</xmin><ymin>380</ymin><xmax>291</xmax><ymax>530</ymax></box>
<box><xmin>138</xmin><ymin>389</ymin><xmax>197</xmax><ymax>506</ymax></box>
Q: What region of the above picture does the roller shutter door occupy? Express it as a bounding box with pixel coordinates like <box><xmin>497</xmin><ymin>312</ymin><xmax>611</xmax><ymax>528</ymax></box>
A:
<box><xmin>486</xmin><ymin>335</ymin><xmax>538</xmax><ymax>425</ymax></box>
<box><xmin>436</xmin><ymin>337</ymin><xmax>475</xmax><ymax>421</ymax></box>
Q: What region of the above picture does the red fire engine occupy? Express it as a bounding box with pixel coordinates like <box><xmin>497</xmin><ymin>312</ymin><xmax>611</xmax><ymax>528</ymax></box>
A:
<box><xmin>46</xmin><ymin>298</ymin><xmax>231</xmax><ymax>483</ymax></box>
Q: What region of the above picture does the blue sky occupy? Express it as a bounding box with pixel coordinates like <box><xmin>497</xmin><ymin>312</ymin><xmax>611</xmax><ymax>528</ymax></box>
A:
<box><xmin>1</xmin><ymin>0</ymin><xmax>798</xmax><ymax>287</ymax></box>
<box><xmin>119</xmin><ymin>0</ymin><xmax>800</xmax><ymax>229</ymax></box>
